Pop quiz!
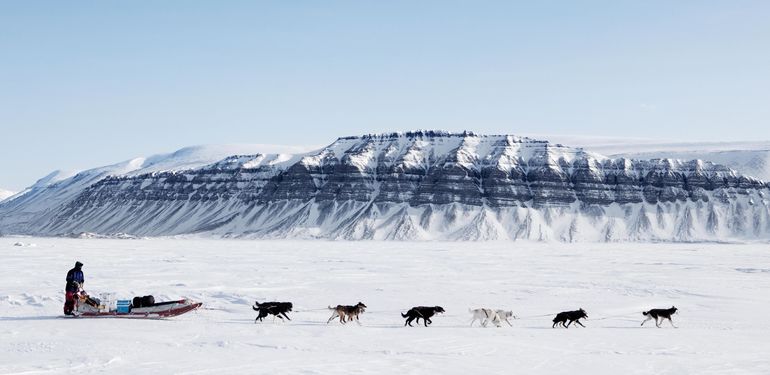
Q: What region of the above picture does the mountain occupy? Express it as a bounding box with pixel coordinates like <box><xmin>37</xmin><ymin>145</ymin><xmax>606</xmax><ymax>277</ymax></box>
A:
<box><xmin>0</xmin><ymin>189</ymin><xmax>15</xmax><ymax>202</ymax></box>
<box><xmin>1</xmin><ymin>131</ymin><xmax>769</xmax><ymax>241</ymax></box>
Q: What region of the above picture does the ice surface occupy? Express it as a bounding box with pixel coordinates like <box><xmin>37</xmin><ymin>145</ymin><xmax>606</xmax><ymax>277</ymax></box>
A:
<box><xmin>1</xmin><ymin>238</ymin><xmax>768</xmax><ymax>374</ymax></box>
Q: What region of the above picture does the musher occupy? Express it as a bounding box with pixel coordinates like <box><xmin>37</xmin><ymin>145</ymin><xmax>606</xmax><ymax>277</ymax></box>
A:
<box><xmin>63</xmin><ymin>261</ymin><xmax>84</xmax><ymax>315</ymax></box>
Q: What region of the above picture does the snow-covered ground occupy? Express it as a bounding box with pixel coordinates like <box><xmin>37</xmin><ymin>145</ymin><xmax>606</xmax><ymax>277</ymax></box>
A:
<box><xmin>2</xmin><ymin>238</ymin><xmax>769</xmax><ymax>374</ymax></box>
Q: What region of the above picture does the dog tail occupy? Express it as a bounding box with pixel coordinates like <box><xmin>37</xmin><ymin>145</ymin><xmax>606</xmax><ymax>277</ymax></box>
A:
<box><xmin>401</xmin><ymin>312</ymin><xmax>408</xmax><ymax>318</ymax></box>
<box><xmin>642</xmin><ymin>311</ymin><xmax>648</xmax><ymax>316</ymax></box>
<box><xmin>252</xmin><ymin>305</ymin><xmax>260</xmax><ymax>311</ymax></box>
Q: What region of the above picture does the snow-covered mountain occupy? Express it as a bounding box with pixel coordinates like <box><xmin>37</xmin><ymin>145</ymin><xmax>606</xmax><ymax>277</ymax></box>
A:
<box><xmin>0</xmin><ymin>189</ymin><xmax>15</xmax><ymax>202</ymax></box>
<box><xmin>1</xmin><ymin>131</ymin><xmax>769</xmax><ymax>241</ymax></box>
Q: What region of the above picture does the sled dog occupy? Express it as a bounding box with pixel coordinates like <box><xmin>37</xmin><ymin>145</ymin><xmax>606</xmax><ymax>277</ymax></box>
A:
<box><xmin>253</xmin><ymin>301</ymin><xmax>293</xmax><ymax>323</ymax></box>
<box><xmin>641</xmin><ymin>306</ymin><xmax>678</xmax><ymax>328</ymax></box>
<box><xmin>493</xmin><ymin>310</ymin><xmax>517</xmax><ymax>327</ymax></box>
<box><xmin>402</xmin><ymin>306</ymin><xmax>445</xmax><ymax>327</ymax></box>
<box><xmin>327</xmin><ymin>302</ymin><xmax>367</xmax><ymax>324</ymax></box>
<box><xmin>552</xmin><ymin>308</ymin><xmax>587</xmax><ymax>328</ymax></box>
<box><xmin>469</xmin><ymin>308</ymin><xmax>500</xmax><ymax>327</ymax></box>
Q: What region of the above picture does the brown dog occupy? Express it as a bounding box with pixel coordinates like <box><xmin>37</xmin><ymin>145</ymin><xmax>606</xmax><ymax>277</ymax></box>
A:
<box><xmin>327</xmin><ymin>302</ymin><xmax>367</xmax><ymax>325</ymax></box>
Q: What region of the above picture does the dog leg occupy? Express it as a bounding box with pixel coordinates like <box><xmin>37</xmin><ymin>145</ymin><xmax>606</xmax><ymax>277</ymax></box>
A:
<box><xmin>575</xmin><ymin>320</ymin><xmax>585</xmax><ymax>328</ymax></box>
<box><xmin>256</xmin><ymin>312</ymin><xmax>267</xmax><ymax>323</ymax></box>
<box><xmin>655</xmin><ymin>317</ymin><xmax>661</xmax><ymax>328</ymax></box>
<box><xmin>641</xmin><ymin>315</ymin><xmax>652</xmax><ymax>326</ymax></box>
<box><xmin>327</xmin><ymin>312</ymin><xmax>338</xmax><ymax>324</ymax></box>
<box><xmin>281</xmin><ymin>312</ymin><xmax>291</xmax><ymax>321</ymax></box>
<box><xmin>505</xmin><ymin>318</ymin><xmax>513</xmax><ymax>327</ymax></box>
<box><xmin>491</xmin><ymin>311</ymin><xmax>501</xmax><ymax>327</ymax></box>
<box><xmin>668</xmin><ymin>318</ymin><xmax>677</xmax><ymax>329</ymax></box>
<box><xmin>492</xmin><ymin>314</ymin><xmax>502</xmax><ymax>327</ymax></box>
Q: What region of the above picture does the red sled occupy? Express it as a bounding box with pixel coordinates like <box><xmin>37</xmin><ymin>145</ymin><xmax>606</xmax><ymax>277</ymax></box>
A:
<box><xmin>71</xmin><ymin>299</ymin><xmax>202</xmax><ymax>319</ymax></box>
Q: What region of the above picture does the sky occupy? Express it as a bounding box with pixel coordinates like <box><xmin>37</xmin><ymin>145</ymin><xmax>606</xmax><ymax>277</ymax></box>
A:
<box><xmin>1</xmin><ymin>1</ymin><xmax>769</xmax><ymax>190</ymax></box>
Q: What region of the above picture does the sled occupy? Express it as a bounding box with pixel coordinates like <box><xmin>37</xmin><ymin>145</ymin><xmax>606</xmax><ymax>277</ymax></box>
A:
<box><xmin>70</xmin><ymin>299</ymin><xmax>202</xmax><ymax>319</ymax></box>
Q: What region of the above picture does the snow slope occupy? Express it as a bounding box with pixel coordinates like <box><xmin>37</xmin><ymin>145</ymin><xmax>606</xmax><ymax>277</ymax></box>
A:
<box><xmin>0</xmin><ymin>188</ymin><xmax>15</xmax><ymax>202</ymax></box>
<box><xmin>538</xmin><ymin>134</ymin><xmax>770</xmax><ymax>181</ymax></box>
<box><xmin>0</xmin><ymin>144</ymin><xmax>314</xmax><ymax>234</ymax></box>
<box><xmin>1</xmin><ymin>238</ymin><xmax>769</xmax><ymax>374</ymax></box>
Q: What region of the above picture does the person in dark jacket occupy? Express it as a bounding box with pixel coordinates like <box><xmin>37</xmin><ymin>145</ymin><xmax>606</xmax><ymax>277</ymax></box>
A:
<box><xmin>63</xmin><ymin>261</ymin><xmax>84</xmax><ymax>315</ymax></box>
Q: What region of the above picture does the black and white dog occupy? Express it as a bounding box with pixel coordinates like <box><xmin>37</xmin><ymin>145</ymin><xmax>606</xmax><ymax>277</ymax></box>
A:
<box><xmin>552</xmin><ymin>308</ymin><xmax>587</xmax><ymax>328</ymax></box>
<box><xmin>402</xmin><ymin>306</ymin><xmax>445</xmax><ymax>327</ymax></box>
<box><xmin>641</xmin><ymin>306</ymin><xmax>678</xmax><ymax>328</ymax></box>
<box><xmin>253</xmin><ymin>301</ymin><xmax>293</xmax><ymax>323</ymax></box>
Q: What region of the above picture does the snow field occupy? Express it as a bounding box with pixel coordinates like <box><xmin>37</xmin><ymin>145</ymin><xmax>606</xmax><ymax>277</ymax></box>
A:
<box><xmin>1</xmin><ymin>238</ymin><xmax>769</xmax><ymax>374</ymax></box>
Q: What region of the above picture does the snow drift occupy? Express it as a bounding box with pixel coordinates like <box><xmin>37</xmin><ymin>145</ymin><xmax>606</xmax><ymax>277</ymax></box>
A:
<box><xmin>1</xmin><ymin>131</ymin><xmax>769</xmax><ymax>241</ymax></box>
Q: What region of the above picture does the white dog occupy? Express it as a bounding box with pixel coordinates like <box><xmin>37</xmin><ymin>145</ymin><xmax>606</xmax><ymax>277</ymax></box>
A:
<box><xmin>469</xmin><ymin>308</ymin><xmax>518</xmax><ymax>327</ymax></box>
<box><xmin>469</xmin><ymin>308</ymin><xmax>502</xmax><ymax>327</ymax></box>
<box><xmin>492</xmin><ymin>310</ymin><xmax>517</xmax><ymax>327</ymax></box>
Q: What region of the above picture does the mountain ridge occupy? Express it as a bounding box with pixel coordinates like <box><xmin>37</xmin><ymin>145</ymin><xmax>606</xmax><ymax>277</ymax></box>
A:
<box><xmin>1</xmin><ymin>131</ymin><xmax>768</xmax><ymax>241</ymax></box>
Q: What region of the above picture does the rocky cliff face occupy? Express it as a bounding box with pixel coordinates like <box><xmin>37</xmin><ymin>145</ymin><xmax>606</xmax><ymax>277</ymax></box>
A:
<box><xmin>2</xmin><ymin>131</ymin><xmax>769</xmax><ymax>241</ymax></box>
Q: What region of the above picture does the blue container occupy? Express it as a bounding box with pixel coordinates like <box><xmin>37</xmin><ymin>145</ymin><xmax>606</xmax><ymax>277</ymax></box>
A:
<box><xmin>116</xmin><ymin>300</ymin><xmax>131</xmax><ymax>313</ymax></box>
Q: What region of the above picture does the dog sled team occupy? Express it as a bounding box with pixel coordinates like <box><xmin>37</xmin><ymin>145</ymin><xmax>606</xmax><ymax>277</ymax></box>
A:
<box><xmin>250</xmin><ymin>301</ymin><xmax>680</xmax><ymax>329</ymax></box>
<box><xmin>60</xmin><ymin>261</ymin><xmax>679</xmax><ymax>327</ymax></box>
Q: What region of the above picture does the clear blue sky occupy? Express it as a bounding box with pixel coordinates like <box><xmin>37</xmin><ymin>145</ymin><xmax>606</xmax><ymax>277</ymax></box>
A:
<box><xmin>1</xmin><ymin>1</ymin><xmax>769</xmax><ymax>190</ymax></box>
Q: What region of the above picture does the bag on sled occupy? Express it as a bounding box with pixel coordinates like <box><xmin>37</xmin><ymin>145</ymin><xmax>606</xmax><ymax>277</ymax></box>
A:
<box><xmin>132</xmin><ymin>295</ymin><xmax>155</xmax><ymax>308</ymax></box>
